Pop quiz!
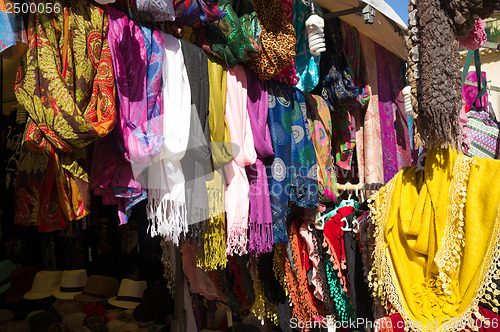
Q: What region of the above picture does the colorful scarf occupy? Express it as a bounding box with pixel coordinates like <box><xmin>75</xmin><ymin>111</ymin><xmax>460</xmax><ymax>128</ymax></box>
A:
<box><xmin>146</xmin><ymin>32</ymin><xmax>191</xmax><ymax>245</ymax></box>
<box><xmin>174</xmin><ymin>0</ymin><xmax>225</xmax><ymax>27</ymax></box>
<box><xmin>201</xmin><ymin>55</ymin><xmax>232</xmax><ymax>270</ymax></box>
<box><xmin>224</xmin><ymin>64</ymin><xmax>257</xmax><ymax>255</ymax></box>
<box><xmin>92</xmin><ymin>6</ymin><xmax>164</xmax><ymax>225</ymax></box>
<box><xmin>306</xmin><ymin>94</ymin><xmax>337</xmax><ymax>202</ymax></box>
<box><xmin>368</xmin><ymin>148</ymin><xmax>500</xmax><ymax>330</ymax></box>
<box><xmin>267</xmin><ymin>81</ymin><xmax>319</xmax><ymax>244</ymax></box>
<box><xmin>244</xmin><ymin>68</ymin><xmax>274</xmax><ymax>256</ymax></box>
<box><xmin>14</xmin><ymin>0</ymin><xmax>116</xmax><ymax>232</ymax></box>
<box><xmin>292</xmin><ymin>0</ymin><xmax>321</xmax><ymax>92</ymax></box>
<box><xmin>180</xmin><ymin>40</ymin><xmax>211</xmax><ymax>238</ymax></box>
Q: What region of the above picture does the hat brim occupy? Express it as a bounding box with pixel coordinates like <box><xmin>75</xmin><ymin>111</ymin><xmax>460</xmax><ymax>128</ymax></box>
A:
<box><xmin>52</xmin><ymin>286</ymin><xmax>83</xmax><ymax>300</ymax></box>
<box><xmin>24</xmin><ymin>291</ymin><xmax>54</xmax><ymax>300</ymax></box>
<box><xmin>73</xmin><ymin>293</ymin><xmax>109</xmax><ymax>303</ymax></box>
<box><xmin>107</xmin><ymin>297</ymin><xmax>141</xmax><ymax>309</ymax></box>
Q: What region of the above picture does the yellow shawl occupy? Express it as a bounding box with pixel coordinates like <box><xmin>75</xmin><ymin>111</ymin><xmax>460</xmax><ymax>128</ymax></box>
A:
<box><xmin>368</xmin><ymin>148</ymin><xmax>500</xmax><ymax>331</ymax></box>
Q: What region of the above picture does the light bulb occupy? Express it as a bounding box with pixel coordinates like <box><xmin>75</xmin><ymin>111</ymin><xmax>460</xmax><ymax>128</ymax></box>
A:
<box><xmin>402</xmin><ymin>85</ymin><xmax>413</xmax><ymax>117</ymax></box>
<box><xmin>306</xmin><ymin>2</ymin><xmax>326</xmax><ymax>56</ymax></box>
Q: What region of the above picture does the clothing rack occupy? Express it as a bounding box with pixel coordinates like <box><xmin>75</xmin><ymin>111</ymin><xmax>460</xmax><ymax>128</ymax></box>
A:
<box><xmin>336</xmin><ymin>183</ymin><xmax>384</xmax><ymax>191</ymax></box>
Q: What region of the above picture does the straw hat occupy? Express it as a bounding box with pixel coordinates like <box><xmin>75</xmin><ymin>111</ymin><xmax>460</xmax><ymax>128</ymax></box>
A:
<box><xmin>61</xmin><ymin>313</ymin><xmax>86</xmax><ymax>330</ymax></box>
<box><xmin>132</xmin><ymin>286</ymin><xmax>173</xmax><ymax>323</ymax></box>
<box><xmin>26</xmin><ymin>311</ymin><xmax>62</xmax><ymax>332</ymax></box>
<box><xmin>0</xmin><ymin>260</ymin><xmax>17</xmax><ymax>294</ymax></box>
<box><xmin>52</xmin><ymin>270</ymin><xmax>87</xmax><ymax>300</ymax></box>
<box><xmin>24</xmin><ymin>271</ymin><xmax>63</xmax><ymax>300</ymax></box>
<box><xmin>108</xmin><ymin>279</ymin><xmax>147</xmax><ymax>309</ymax></box>
<box><xmin>0</xmin><ymin>309</ymin><xmax>14</xmax><ymax>324</ymax></box>
<box><xmin>73</xmin><ymin>275</ymin><xmax>119</xmax><ymax>303</ymax></box>
<box><xmin>4</xmin><ymin>266</ymin><xmax>37</xmax><ymax>303</ymax></box>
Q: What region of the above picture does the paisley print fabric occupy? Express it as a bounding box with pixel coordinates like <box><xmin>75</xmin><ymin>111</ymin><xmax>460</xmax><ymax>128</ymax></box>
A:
<box><xmin>205</xmin><ymin>0</ymin><xmax>262</xmax><ymax>68</ymax></box>
<box><xmin>14</xmin><ymin>0</ymin><xmax>116</xmax><ymax>232</ymax></box>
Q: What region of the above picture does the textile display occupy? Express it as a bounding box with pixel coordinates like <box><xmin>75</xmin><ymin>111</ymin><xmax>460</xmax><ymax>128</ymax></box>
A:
<box><xmin>91</xmin><ymin>6</ymin><xmax>164</xmax><ymax>225</ymax></box>
<box><xmin>14</xmin><ymin>0</ymin><xmax>116</xmax><ymax>231</ymax></box>
<box><xmin>245</xmin><ymin>0</ymin><xmax>296</xmax><ymax>81</ymax></box>
<box><xmin>224</xmin><ymin>65</ymin><xmax>257</xmax><ymax>256</ymax></box>
<box><xmin>205</xmin><ymin>0</ymin><xmax>262</xmax><ymax>68</ymax></box>
<box><xmin>146</xmin><ymin>32</ymin><xmax>191</xmax><ymax>245</ymax></box>
<box><xmin>368</xmin><ymin>148</ymin><xmax>500</xmax><ymax>330</ymax></box>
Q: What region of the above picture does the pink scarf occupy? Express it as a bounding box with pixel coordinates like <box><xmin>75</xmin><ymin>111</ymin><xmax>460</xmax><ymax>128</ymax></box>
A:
<box><xmin>224</xmin><ymin>65</ymin><xmax>257</xmax><ymax>255</ymax></box>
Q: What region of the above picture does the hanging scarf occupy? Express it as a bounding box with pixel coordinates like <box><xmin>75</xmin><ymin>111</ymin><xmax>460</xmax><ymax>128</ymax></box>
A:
<box><xmin>244</xmin><ymin>68</ymin><xmax>274</xmax><ymax>256</ymax></box>
<box><xmin>224</xmin><ymin>65</ymin><xmax>257</xmax><ymax>255</ymax></box>
<box><xmin>174</xmin><ymin>0</ymin><xmax>225</xmax><ymax>27</ymax></box>
<box><xmin>146</xmin><ymin>32</ymin><xmax>191</xmax><ymax>245</ymax></box>
<box><xmin>306</xmin><ymin>94</ymin><xmax>337</xmax><ymax>202</ymax></box>
<box><xmin>14</xmin><ymin>0</ymin><xmax>116</xmax><ymax>232</ymax></box>
<box><xmin>368</xmin><ymin>148</ymin><xmax>500</xmax><ymax>331</ymax></box>
<box><xmin>0</xmin><ymin>0</ymin><xmax>26</xmax><ymax>59</ymax></box>
<box><xmin>180</xmin><ymin>39</ymin><xmax>211</xmax><ymax>240</ymax></box>
<box><xmin>91</xmin><ymin>6</ymin><xmax>164</xmax><ymax>225</ymax></box>
<box><xmin>202</xmin><ymin>55</ymin><xmax>232</xmax><ymax>270</ymax></box>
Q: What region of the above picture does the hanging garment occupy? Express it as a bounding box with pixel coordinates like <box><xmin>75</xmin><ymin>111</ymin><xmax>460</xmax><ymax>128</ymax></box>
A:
<box><xmin>245</xmin><ymin>0</ymin><xmax>296</xmax><ymax>81</ymax></box>
<box><xmin>205</xmin><ymin>0</ymin><xmax>262</xmax><ymax>68</ymax></box>
<box><xmin>202</xmin><ymin>55</ymin><xmax>232</xmax><ymax>270</ymax></box>
<box><xmin>146</xmin><ymin>32</ymin><xmax>191</xmax><ymax>245</ymax></box>
<box><xmin>136</xmin><ymin>0</ymin><xmax>175</xmax><ymax>21</ymax></box>
<box><xmin>244</xmin><ymin>68</ymin><xmax>274</xmax><ymax>256</ymax></box>
<box><xmin>267</xmin><ymin>81</ymin><xmax>319</xmax><ymax>244</ymax></box>
<box><xmin>306</xmin><ymin>94</ymin><xmax>337</xmax><ymax>202</ymax></box>
<box><xmin>0</xmin><ymin>0</ymin><xmax>27</xmax><ymax>58</ymax></box>
<box><xmin>292</xmin><ymin>0</ymin><xmax>321</xmax><ymax>92</ymax></box>
<box><xmin>92</xmin><ymin>6</ymin><xmax>164</xmax><ymax>225</ymax></box>
<box><xmin>174</xmin><ymin>0</ymin><xmax>225</xmax><ymax>27</ymax></box>
<box><xmin>180</xmin><ymin>39</ymin><xmax>211</xmax><ymax>235</ymax></box>
<box><xmin>368</xmin><ymin>148</ymin><xmax>500</xmax><ymax>331</ymax></box>
<box><xmin>224</xmin><ymin>65</ymin><xmax>257</xmax><ymax>256</ymax></box>
<box><xmin>14</xmin><ymin>0</ymin><xmax>116</xmax><ymax>232</ymax></box>
<box><xmin>273</xmin><ymin>0</ymin><xmax>299</xmax><ymax>87</ymax></box>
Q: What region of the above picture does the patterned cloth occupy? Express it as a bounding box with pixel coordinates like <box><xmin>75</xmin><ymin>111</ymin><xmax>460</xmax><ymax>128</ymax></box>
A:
<box><xmin>91</xmin><ymin>6</ymin><xmax>164</xmax><ymax>225</ymax></box>
<box><xmin>14</xmin><ymin>0</ymin><xmax>116</xmax><ymax>232</ymax></box>
<box><xmin>267</xmin><ymin>81</ymin><xmax>318</xmax><ymax>244</ymax></box>
<box><xmin>0</xmin><ymin>0</ymin><xmax>27</xmax><ymax>58</ymax></box>
<box><xmin>205</xmin><ymin>0</ymin><xmax>262</xmax><ymax>68</ymax></box>
<box><xmin>174</xmin><ymin>0</ymin><xmax>225</xmax><ymax>27</ymax></box>
<box><xmin>467</xmin><ymin>109</ymin><xmax>500</xmax><ymax>159</ymax></box>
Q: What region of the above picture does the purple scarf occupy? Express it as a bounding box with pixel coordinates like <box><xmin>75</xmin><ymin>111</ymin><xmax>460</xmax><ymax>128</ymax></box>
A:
<box><xmin>91</xmin><ymin>7</ymin><xmax>164</xmax><ymax>224</ymax></box>
<box><xmin>245</xmin><ymin>68</ymin><xmax>274</xmax><ymax>256</ymax></box>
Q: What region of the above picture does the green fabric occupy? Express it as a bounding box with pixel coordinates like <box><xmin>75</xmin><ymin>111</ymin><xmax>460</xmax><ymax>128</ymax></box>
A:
<box><xmin>205</xmin><ymin>0</ymin><xmax>262</xmax><ymax>68</ymax></box>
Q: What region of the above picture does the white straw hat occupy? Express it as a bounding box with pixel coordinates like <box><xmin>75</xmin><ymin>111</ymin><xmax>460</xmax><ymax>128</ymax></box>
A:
<box><xmin>52</xmin><ymin>270</ymin><xmax>87</xmax><ymax>300</ymax></box>
<box><xmin>24</xmin><ymin>271</ymin><xmax>62</xmax><ymax>300</ymax></box>
<box><xmin>108</xmin><ymin>279</ymin><xmax>147</xmax><ymax>309</ymax></box>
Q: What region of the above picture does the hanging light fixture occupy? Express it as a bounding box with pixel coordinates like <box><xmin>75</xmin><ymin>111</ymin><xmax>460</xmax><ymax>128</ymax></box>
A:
<box><xmin>305</xmin><ymin>1</ymin><xmax>326</xmax><ymax>56</ymax></box>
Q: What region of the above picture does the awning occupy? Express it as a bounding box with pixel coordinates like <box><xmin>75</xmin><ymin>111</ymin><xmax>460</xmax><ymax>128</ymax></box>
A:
<box><xmin>315</xmin><ymin>0</ymin><xmax>408</xmax><ymax>59</ymax></box>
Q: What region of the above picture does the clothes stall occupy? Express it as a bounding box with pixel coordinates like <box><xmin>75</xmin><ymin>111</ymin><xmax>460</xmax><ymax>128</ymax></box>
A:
<box><xmin>2</xmin><ymin>0</ymin><xmax>500</xmax><ymax>332</ymax></box>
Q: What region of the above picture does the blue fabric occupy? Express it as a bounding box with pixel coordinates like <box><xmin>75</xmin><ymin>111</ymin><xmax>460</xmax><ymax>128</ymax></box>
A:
<box><xmin>292</xmin><ymin>0</ymin><xmax>321</xmax><ymax>92</ymax></box>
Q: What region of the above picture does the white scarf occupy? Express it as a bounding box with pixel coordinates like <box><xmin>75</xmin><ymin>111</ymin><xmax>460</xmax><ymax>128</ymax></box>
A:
<box><xmin>147</xmin><ymin>33</ymin><xmax>191</xmax><ymax>245</ymax></box>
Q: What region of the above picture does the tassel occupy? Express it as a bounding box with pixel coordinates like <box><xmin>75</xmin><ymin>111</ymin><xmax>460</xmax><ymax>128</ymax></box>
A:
<box><xmin>147</xmin><ymin>198</ymin><xmax>187</xmax><ymax>246</ymax></box>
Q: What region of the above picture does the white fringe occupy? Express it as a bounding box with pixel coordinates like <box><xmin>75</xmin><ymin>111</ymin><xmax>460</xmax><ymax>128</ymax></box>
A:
<box><xmin>146</xmin><ymin>198</ymin><xmax>187</xmax><ymax>246</ymax></box>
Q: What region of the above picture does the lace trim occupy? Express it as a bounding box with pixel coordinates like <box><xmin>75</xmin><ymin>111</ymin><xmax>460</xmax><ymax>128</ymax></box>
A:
<box><xmin>251</xmin><ymin>259</ymin><xmax>279</xmax><ymax>326</ymax></box>
<box><xmin>434</xmin><ymin>155</ymin><xmax>474</xmax><ymax>295</ymax></box>
<box><xmin>273</xmin><ymin>245</ymin><xmax>289</xmax><ymax>297</ymax></box>
<box><xmin>368</xmin><ymin>157</ymin><xmax>500</xmax><ymax>331</ymax></box>
<box><xmin>161</xmin><ymin>239</ymin><xmax>176</xmax><ymax>296</ymax></box>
